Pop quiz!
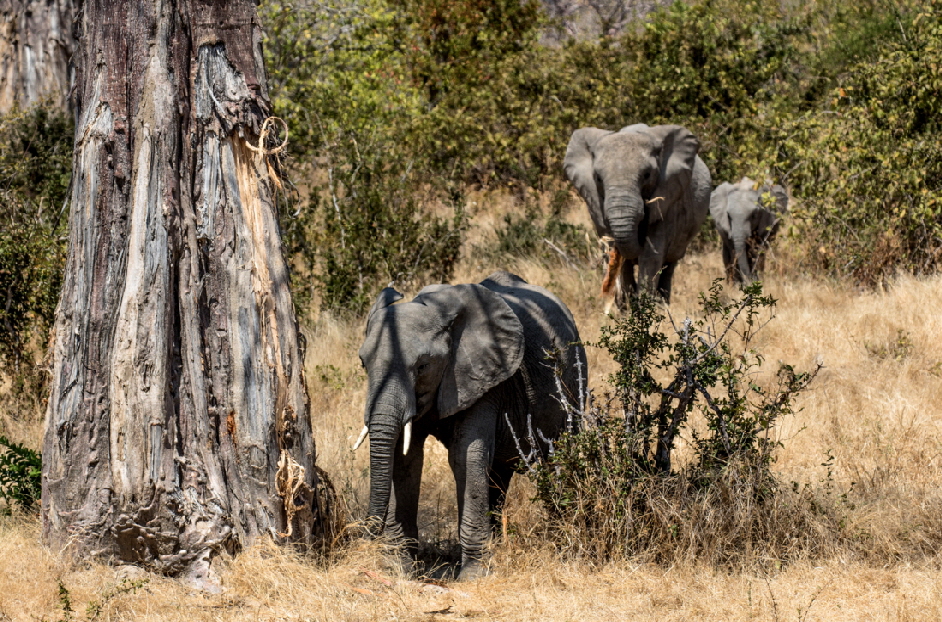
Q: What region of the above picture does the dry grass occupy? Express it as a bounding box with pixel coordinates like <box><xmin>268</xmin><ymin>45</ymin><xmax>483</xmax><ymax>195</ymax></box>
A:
<box><xmin>3</xmin><ymin>516</ymin><xmax>942</xmax><ymax>621</ymax></box>
<box><xmin>4</xmin><ymin>192</ymin><xmax>942</xmax><ymax>619</ymax></box>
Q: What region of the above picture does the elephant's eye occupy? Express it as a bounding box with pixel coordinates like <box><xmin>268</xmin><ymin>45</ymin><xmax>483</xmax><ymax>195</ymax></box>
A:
<box><xmin>417</xmin><ymin>362</ymin><xmax>430</xmax><ymax>374</ymax></box>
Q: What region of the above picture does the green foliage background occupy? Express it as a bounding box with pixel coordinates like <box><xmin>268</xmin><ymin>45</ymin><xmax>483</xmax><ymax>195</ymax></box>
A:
<box><xmin>261</xmin><ymin>0</ymin><xmax>936</xmax><ymax>311</ymax></box>
<box><xmin>0</xmin><ymin>435</ymin><xmax>42</xmax><ymax>511</ymax></box>
<box><xmin>769</xmin><ymin>1</ymin><xmax>942</xmax><ymax>283</ymax></box>
<box><xmin>0</xmin><ymin>103</ymin><xmax>72</xmax><ymax>396</ymax></box>
<box><xmin>0</xmin><ymin>0</ymin><xmax>937</xmax><ymax>387</ymax></box>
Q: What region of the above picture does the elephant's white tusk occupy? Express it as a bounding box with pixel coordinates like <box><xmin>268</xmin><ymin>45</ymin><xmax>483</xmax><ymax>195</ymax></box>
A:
<box><xmin>352</xmin><ymin>425</ymin><xmax>369</xmax><ymax>451</ymax></box>
<box><xmin>402</xmin><ymin>420</ymin><xmax>412</xmax><ymax>456</ymax></box>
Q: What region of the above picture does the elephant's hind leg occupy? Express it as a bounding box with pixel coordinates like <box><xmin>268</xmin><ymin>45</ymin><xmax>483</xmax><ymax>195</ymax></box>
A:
<box><xmin>448</xmin><ymin>406</ymin><xmax>498</xmax><ymax>581</ymax></box>
<box><xmin>657</xmin><ymin>262</ymin><xmax>676</xmax><ymax>302</ymax></box>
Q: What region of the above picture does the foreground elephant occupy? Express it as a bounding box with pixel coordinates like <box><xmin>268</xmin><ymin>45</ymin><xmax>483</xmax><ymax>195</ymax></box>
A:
<box><xmin>564</xmin><ymin>123</ymin><xmax>712</xmax><ymax>308</ymax></box>
<box><xmin>356</xmin><ymin>271</ymin><xmax>587</xmax><ymax>581</ymax></box>
<box><xmin>710</xmin><ymin>177</ymin><xmax>788</xmax><ymax>283</ymax></box>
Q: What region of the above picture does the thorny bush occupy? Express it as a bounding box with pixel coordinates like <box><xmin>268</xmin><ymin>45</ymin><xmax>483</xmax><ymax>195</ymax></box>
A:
<box><xmin>483</xmin><ymin>187</ymin><xmax>597</xmax><ymax>268</ymax></box>
<box><xmin>515</xmin><ymin>282</ymin><xmax>824</xmax><ymax>565</ymax></box>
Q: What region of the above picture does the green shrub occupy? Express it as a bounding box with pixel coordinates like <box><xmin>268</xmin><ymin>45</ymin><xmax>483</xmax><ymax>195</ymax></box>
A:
<box><xmin>769</xmin><ymin>0</ymin><xmax>942</xmax><ymax>283</ymax></box>
<box><xmin>0</xmin><ymin>102</ymin><xmax>72</xmax><ymax>396</ymax></box>
<box><xmin>0</xmin><ymin>435</ymin><xmax>42</xmax><ymax>512</ymax></box>
<box><xmin>517</xmin><ymin>282</ymin><xmax>822</xmax><ymax>563</ymax></box>
<box><xmin>310</xmin><ymin>146</ymin><xmax>466</xmax><ymax>313</ymax></box>
<box><xmin>494</xmin><ymin>211</ymin><xmax>594</xmax><ymax>266</ymax></box>
<box><xmin>262</xmin><ymin>0</ymin><xmax>467</xmax><ymax>313</ymax></box>
<box><xmin>484</xmin><ymin>190</ymin><xmax>596</xmax><ymax>266</ymax></box>
<box><xmin>393</xmin><ymin>0</ymin><xmax>542</xmax><ymax>105</ymax></box>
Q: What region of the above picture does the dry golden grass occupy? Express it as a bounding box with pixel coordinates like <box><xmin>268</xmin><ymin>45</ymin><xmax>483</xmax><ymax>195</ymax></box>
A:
<box><xmin>3</xmin><ymin>516</ymin><xmax>942</xmax><ymax>621</ymax></box>
<box><xmin>4</xmin><ymin>192</ymin><xmax>942</xmax><ymax>620</ymax></box>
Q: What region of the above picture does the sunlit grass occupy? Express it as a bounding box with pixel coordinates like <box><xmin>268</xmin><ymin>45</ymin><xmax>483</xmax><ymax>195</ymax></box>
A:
<box><xmin>3</xmin><ymin>191</ymin><xmax>942</xmax><ymax>620</ymax></box>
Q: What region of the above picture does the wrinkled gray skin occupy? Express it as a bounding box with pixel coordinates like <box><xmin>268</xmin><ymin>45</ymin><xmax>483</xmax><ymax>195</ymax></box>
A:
<box><xmin>564</xmin><ymin>123</ymin><xmax>712</xmax><ymax>306</ymax></box>
<box><xmin>710</xmin><ymin>177</ymin><xmax>788</xmax><ymax>283</ymax></box>
<box><xmin>358</xmin><ymin>271</ymin><xmax>587</xmax><ymax>581</ymax></box>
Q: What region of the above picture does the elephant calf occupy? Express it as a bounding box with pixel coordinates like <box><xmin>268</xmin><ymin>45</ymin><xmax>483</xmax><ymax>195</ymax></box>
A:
<box><xmin>356</xmin><ymin>271</ymin><xmax>587</xmax><ymax>581</ymax></box>
<box><xmin>710</xmin><ymin>177</ymin><xmax>788</xmax><ymax>283</ymax></box>
<box><xmin>564</xmin><ymin>123</ymin><xmax>712</xmax><ymax>309</ymax></box>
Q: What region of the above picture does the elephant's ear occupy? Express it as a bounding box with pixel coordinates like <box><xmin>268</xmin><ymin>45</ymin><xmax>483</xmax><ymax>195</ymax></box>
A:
<box><xmin>366</xmin><ymin>286</ymin><xmax>404</xmax><ymax>334</ymax></box>
<box><xmin>710</xmin><ymin>182</ymin><xmax>734</xmax><ymax>236</ymax></box>
<box><xmin>647</xmin><ymin>125</ymin><xmax>700</xmax><ymax>223</ymax></box>
<box><xmin>738</xmin><ymin>176</ymin><xmax>757</xmax><ymax>191</ymax></box>
<box><xmin>414</xmin><ymin>283</ymin><xmax>525</xmax><ymax>419</ymax></box>
<box><xmin>564</xmin><ymin>127</ymin><xmax>613</xmax><ymax>235</ymax></box>
<box><xmin>751</xmin><ymin>203</ymin><xmax>780</xmax><ymax>238</ymax></box>
<box><xmin>759</xmin><ymin>184</ymin><xmax>788</xmax><ymax>214</ymax></box>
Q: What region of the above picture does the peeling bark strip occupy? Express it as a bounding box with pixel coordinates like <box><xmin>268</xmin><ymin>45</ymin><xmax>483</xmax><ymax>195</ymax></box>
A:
<box><xmin>42</xmin><ymin>0</ymin><xmax>331</xmax><ymax>574</ymax></box>
<box><xmin>0</xmin><ymin>0</ymin><xmax>75</xmax><ymax>113</ymax></box>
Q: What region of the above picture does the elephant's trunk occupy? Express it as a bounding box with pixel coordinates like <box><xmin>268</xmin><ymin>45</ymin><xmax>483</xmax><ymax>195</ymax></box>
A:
<box><xmin>365</xmin><ymin>411</ymin><xmax>400</xmax><ymax>533</ymax></box>
<box><xmin>733</xmin><ymin>232</ymin><xmax>753</xmax><ymax>283</ymax></box>
<box><xmin>605</xmin><ymin>186</ymin><xmax>644</xmax><ymax>259</ymax></box>
<box><xmin>363</xmin><ymin>376</ymin><xmax>415</xmax><ymax>535</ymax></box>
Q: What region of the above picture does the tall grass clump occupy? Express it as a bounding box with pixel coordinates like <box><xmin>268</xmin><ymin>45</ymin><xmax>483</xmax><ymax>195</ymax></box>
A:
<box><xmin>517</xmin><ymin>282</ymin><xmax>835</xmax><ymax>566</ymax></box>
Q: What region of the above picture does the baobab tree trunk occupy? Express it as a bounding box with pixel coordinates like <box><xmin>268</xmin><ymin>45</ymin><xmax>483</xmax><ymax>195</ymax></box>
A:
<box><xmin>42</xmin><ymin>0</ymin><xmax>334</xmax><ymax>581</ymax></box>
<box><xmin>0</xmin><ymin>0</ymin><xmax>74</xmax><ymax>113</ymax></box>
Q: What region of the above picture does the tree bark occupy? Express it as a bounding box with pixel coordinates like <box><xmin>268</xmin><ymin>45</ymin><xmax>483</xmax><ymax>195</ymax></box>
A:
<box><xmin>0</xmin><ymin>0</ymin><xmax>74</xmax><ymax>113</ymax></box>
<box><xmin>42</xmin><ymin>0</ymin><xmax>333</xmax><ymax>580</ymax></box>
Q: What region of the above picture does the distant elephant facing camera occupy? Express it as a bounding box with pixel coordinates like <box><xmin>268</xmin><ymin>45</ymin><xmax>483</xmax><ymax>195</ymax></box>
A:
<box><xmin>710</xmin><ymin>177</ymin><xmax>788</xmax><ymax>283</ymax></box>
<box><xmin>564</xmin><ymin>123</ymin><xmax>712</xmax><ymax>309</ymax></box>
<box><xmin>356</xmin><ymin>271</ymin><xmax>587</xmax><ymax>581</ymax></box>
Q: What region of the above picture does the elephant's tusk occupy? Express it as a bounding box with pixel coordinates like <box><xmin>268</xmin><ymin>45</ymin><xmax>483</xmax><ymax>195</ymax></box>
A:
<box><xmin>352</xmin><ymin>425</ymin><xmax>369</xmax><ymax>451</ymax></box>
<box><xmin>402</xmin><ymin>420</ymin><xmax>412</xmax><ymax>456</ymax></box>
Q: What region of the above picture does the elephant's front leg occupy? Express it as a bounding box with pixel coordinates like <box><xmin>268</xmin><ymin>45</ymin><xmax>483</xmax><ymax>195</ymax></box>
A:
<box><xmin>386</xmin><ymin>432</ymin><xmax>426</xmax><ymax>568</ymax></box>
<box><xmin>615</xmin><ymin>256</ymin><xmax>638</xmax><ymax>311</ymax></box>
<box><xmin>638</xmin><ymin>229</ymin><xmax>668</xmax><ymax>298</ymax></box>
<box><xmin>720</xmin><ymin>235</ymin><xmax>737</xmax><ymax>282</ymax></box>
<box><xmin>448</xmin><ymin>405</ymin><xmax>498</xmax><ymax>581</ymax></box>
<box><xmin>750</xmin><ymin>234</ymin><xmax>770</xmax><ymax>277</ymax></box>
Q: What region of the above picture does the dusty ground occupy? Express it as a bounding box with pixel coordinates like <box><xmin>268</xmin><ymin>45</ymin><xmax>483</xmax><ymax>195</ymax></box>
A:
<box><xmin>2</xmin><ymin>193</ymin><xmax>942</xmax><ymax>620</ymax></box>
